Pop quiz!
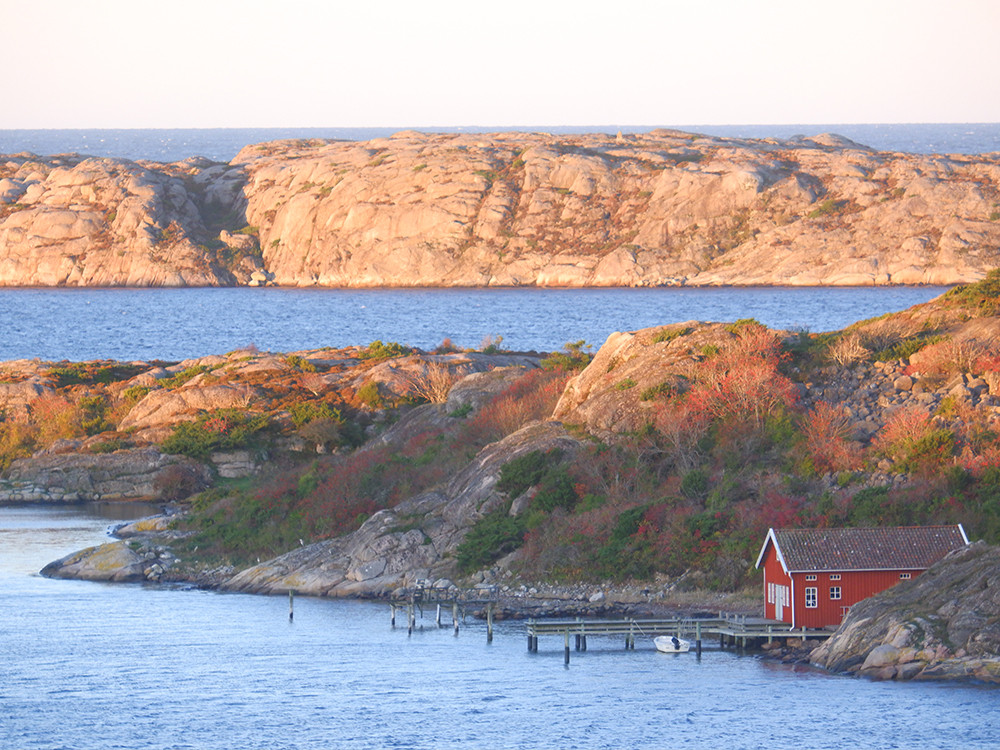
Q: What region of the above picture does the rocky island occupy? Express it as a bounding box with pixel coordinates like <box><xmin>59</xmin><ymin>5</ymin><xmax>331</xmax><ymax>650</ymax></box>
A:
<box><xmin>4</xmin><ymin>274</ymin><xmax>1000</xmax><ymax>681</ymax></box>
<box><xmin>2</xmin><ymin>130</ymin><xmax>1000</xmax><ymax>288</ymax></box>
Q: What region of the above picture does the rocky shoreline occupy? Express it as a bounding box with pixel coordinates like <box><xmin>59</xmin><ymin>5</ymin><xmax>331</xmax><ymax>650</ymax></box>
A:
<box><xmin>9</xmin><ymin>275</ymin><xmax>1000</xmax><ymax>684</ymax></box>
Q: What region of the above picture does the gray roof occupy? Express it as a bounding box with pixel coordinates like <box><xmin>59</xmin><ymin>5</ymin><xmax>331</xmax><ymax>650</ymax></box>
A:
<box><xmin>761</xmin><ymin>526</ymin><xmax>968</xmax><ymax>573</ymax></box>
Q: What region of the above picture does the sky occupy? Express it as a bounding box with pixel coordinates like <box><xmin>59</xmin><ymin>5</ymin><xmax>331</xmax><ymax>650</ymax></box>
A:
<box><xmin>4</xmin><ymin>0</ymin><xmax>999</xmax><ymax>128</ymax></box>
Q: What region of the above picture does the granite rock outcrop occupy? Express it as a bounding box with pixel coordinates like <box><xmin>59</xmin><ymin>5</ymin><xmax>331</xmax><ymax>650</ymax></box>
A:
<box><xmin>810</xmin><ymin>541</ymin><xmax>1000</xmax><ymax>683</ymax></box>
<box><xmin>3</xmin><ymin>130</ymin><xmax>1000</xmax><ymax>287</ymax></box>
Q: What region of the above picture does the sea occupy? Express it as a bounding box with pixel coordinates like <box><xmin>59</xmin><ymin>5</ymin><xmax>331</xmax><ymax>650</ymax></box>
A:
<box><xmin>2</xmin><ymin>123</ymin><xmax>1000</xmax><ymax>163</ymax></box>
<box><xmin>1</xmin><ymin>504</ymin><xmax>998</xmax><ymax>750</ymax></box>
<box><xmin>2</xmin><ymin>125</ymin><xmax>999</xmax><ymax>749</ymax></box>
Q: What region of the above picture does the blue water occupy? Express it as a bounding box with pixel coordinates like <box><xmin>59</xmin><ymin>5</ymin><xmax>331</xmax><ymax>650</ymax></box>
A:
<box><xmin>1</xmin><ymin>504</ymin><xmax>997</xmax><ymax>750</ymax></box>
<box><xmin>1</xmin><ymin>124</ymin><xmax>998</xmax><ymax>163</ymax></box>
<box><xmin>0</xmin><ymin>286</ymin><xmax>947</xmax><ymax>362</ymax></box>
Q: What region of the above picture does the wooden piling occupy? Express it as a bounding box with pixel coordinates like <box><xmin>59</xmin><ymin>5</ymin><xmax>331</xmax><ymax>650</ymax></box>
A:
<box><xmin>453</xmin><ymin>602</ymin><xmax>459</xmax><ymax>635</ymax></box>
<box><xmin>564</xmin><ymin>630</ymin><xmax>570</xmax><ymax>665</ymax></box>
<box><xmin>487</xmin><ymin>603</ymin><xmax>494</xmax><ymax>643</ymax></box>
<box><xmin>436</xmin><ymin>603</ymin><xmax>442</xmax><ymax>627</ymax></box>
<box><xmin>390</xmin><ymin>603</ymin><xmax>396</xmax><ymax>627</ymax></box>
<box><xmin>288</xmin><ymin>590</ymin><xmax>294</xmax><ymax>622</ymax></box>
<box><xmin>695</xmin><ymin>621</ymin><xmax>702</xmax><ymax>656</ymax></box>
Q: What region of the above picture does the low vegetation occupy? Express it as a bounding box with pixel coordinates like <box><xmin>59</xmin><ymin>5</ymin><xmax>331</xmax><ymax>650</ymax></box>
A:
<box><xmin>6</xmin><ymin>280</ymin><xmax>1000</xmax><ymax>592</ymax></box>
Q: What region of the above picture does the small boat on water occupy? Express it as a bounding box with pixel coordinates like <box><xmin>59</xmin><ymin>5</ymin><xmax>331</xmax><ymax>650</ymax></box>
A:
<box><xmin>654</xmin><ymin>635</ymin><xmax>691</xmax><ymax>653</ymax></box>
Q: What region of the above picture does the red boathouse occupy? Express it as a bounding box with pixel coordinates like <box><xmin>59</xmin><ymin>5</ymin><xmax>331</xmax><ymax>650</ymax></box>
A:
<box><xmin>755</xmin><ymin>525</ymin><xmax>969</xmax><ymax>629</ymax></box>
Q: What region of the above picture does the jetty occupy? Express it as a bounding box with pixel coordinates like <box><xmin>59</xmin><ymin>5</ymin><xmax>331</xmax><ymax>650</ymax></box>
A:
<box><xmin>389</xmin><ymin>581</ymin><xmax>500</xmax><ymax>639</ymax></box>
<box><xmin>526</xmin><ymin>613</ymin><xmax>833</xmax><ymax>663</ymax></box>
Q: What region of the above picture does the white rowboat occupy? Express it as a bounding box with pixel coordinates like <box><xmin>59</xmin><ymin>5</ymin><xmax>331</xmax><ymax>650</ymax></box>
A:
<box><xmin>654</xmin><ymin>635</ymin><xmax>691</xmax><ymax>653</ymax></box>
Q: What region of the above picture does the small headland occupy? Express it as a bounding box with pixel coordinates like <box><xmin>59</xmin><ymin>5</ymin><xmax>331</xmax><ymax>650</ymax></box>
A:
<box><xmin>10</xmin><ymin>274</ymin><xmax>1000</xmax><ymax>681</ymax></box>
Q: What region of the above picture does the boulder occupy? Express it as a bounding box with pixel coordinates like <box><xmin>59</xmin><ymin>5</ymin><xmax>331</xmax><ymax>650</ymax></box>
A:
<box><xmin>40</xmin><ymin>541</ymin><xmax>146</xmax><ymax>582</ymax></box>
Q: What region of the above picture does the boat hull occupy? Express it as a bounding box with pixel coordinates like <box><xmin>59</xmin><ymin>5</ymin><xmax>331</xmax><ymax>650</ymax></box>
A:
<box><xmin>654</xmin><ymin>636</ymin><xmax>691</xmax><ymax>653</ymax></box>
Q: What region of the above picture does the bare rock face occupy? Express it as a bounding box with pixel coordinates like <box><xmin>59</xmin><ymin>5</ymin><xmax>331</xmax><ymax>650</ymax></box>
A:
<box><xmin>119</xmin><ymin>383</ymin><xmax>257</xmax><ymax>432</ymax></box>
<box><xmin>0</xmin><ymin>448</ymin><xmax>212</xmax><ymax>502</ymax></box>
<box><xmin>810</xmin><ymin>542</ymin><xmax>1000</xmax><ymax>683</ymax></box>
<box><xmin>553</xmin><ymin>322</ymin><xmax>740</xmax><ymax>436</ymax></box>
<box><xmin>0</xmin><ymin>378</ymin><xmax>54</xmax><ymax>419</ymax></box>
<box><xmin>4</xmin><ymin>130</ymin><xmax>1000</xmax><ymax>287</ymax></box>
<box><xmin>40</xmin><ymin>541</ymin><xmax>147</xmax><ymax>582</ymax></box>
<box><xmin>0</xmin><ymin>154</ymin><xmax>247</xmax><ymax>286</ymax></box>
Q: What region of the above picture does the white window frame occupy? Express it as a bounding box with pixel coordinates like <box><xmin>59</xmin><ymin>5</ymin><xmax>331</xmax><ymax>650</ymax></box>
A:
<box><xmin>900</xmin><ymin>573</ymin><xmax>911</xmax><ymax>580</ymax></box>
<box><xmin>829</xmin><ymin>586</ymin><xmax>842</xmax><ymax>601</ymax></box>
<box><xmin>829</xmin><ymin>573</ymin><xmax>841</xmax><ymax>581</ymax></box>
<box><xmin>805</xmin><ymin>574</ymin><xmax>817</xmax><ymax>581</ymax></box>
<box><xmin>805</xmin><ymin>587</ymin><xmax>818</xmax><ymax>608</ymax></box>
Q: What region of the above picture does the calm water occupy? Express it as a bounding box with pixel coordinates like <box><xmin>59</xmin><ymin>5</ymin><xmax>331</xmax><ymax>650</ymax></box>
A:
<box><xmin>1</xmin><ymin>504</ymin><xmax>997</xmax><ymax>750</ymax></box>
<box><xmin>1</xmin><ymin>124</ymin><xmax>999</xmax><ymax>162</ymax></box>
<box><xmin>0</xmin><ymin>286</ymin><xmax>947</xmax><ymax>362</ymax></box>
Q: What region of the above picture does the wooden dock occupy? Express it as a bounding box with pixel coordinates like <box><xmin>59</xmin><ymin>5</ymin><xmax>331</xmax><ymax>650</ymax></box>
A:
<box><xmin>526</xmin><ymin>613</ymin><xmax>833</xmax><ymax>664</ymax></box>
<box><xmin>389</xmin><ymin>581</ymin><xmax>499</xmax><ymax>639</ymax></box>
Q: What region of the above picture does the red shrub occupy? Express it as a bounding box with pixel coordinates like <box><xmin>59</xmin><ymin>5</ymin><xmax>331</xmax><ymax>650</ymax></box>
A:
<box><xmin>800</xmin><ymin>402</ymin><xmax>864</xmax><ymax>474</ymax></box>
<box><xmin>463</xmin><ymin>368</ymin><xmax>569</xmax><ymax>445</ymax></box>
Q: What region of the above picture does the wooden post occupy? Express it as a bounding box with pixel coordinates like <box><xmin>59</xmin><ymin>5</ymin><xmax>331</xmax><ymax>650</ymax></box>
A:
<box><xmin>453</xmin><ymin>602</ymin><xmax>459</xmax><ymax>635</ymax></box>
<box><xmin>564</xmin><ymin>630</ymin><xmax>570</xmax><ymax>665</ymax></box>
<box><xmin>288</xmin><ymin>590</ymin><xmax>294</xmax><ymax>622</ymax></box>
<box><xmin>695</xmin><ymin>620</ymin><xmax>702</xmax><ymax>657</ymax></box>
<box><xmin>436</xmin><ymin>603</ymin><xmax>441</xmax><ymax>627</ymax></box>
<box><xmin>390</xmin><ymin>604</ymin><xmax>396</xmax><ymax>627</ymax></box>
<box><xmin>408</xmin><ymin>603</ymin><xmax>414</xmax><ymax>635</ymax></box>
<box><xmin>767</xmin><ymin>624</ymin><xmax>773</xmax><ymax>644</ymax></box>
<box><xmin>487</xmin><ymin>603</ymin><xmax>494</xmax><ymax>643</ymax></box>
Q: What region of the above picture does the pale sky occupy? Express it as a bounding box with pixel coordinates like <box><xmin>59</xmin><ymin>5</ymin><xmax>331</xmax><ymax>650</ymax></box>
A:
<box><xmin>4</xmin><ymin>0</ymin><xmax>999</xmax><ymax>128</ymax></box>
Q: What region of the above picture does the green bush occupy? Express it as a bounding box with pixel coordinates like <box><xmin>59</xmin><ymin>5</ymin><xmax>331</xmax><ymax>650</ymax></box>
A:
<box><xmin>541</xmin><ymin>340</ymin><xmax>592</xmax><ymax>371</ymax></box>
<box><xmin>161</xmin><ymin>409</ymin><xmax>269</xmax><ymax>459</ymax></box>
<box><xmin>121</xmin><ymin>385</ymin><xmax>151</xmax><ymax>405</ymax></box>
<box><xmin>497</xmin><ymin>449</ymin><xmax>557</xmax><ymax>497</ymax></box>
<box><xmin>872</xmin><ymin>334</ymin><xmax>946</xmax><ymax>362</ymax></box>
<box><xmin>680</xmin><ymin>469</ymin><xmax>709</xmax><ymax>499</ymax></box>
<box><xmin>289</xmin><ymin>401</ymin><xmax>341</xmax><ymax>428</ymax></box>
<box><xmin>160</xmin><ymin>365</ymin><xmax>213</xmax><ymax>389</ymax></box>
<box><xmin>652</xmin><ymin>327</ymin><xmax>692</xmax><ymax>344</ymax></box>
<box><xmin>285</xmin><ymin>355</ymin><xmax>317</xmax><ymax>372</ymax></box>
<box><xmin>355</xmin><ymin>382</ymin><xmax>383</xmax><ymax>408</ymax></box>
<box><xmin>77</xmin><ymin>395</ymin><xmax>110</xmax><ymax>436</ymax></box>
<box><xmin>455</xmin><ymin>509</ymin><xmax>526</xmax><ymax>573</ymax></box>
<box><xmin>531</xmin><ymin>467</ymin><xmax>577</xmax><ymax>512</ymax></box>
<box><xmin>358</xmin><ymin>340</ymin><xmax>411</xmax><ymax>360</ymax></box>
<box><xmin>640</xmin><ymin>381</ymin><xmax>675</xmax><ymax>401</ymax></box>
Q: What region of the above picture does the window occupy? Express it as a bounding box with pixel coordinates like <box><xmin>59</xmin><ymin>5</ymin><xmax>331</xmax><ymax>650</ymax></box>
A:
<box><xmin>830</xmin><ymin>586</ymin><xmax>842</xmax><ymax>601</ymax></box>
<box><xmin>829</xmin><ymin>574</ymin><xmax>841</xmax><ymax>581</ymax></box>
<box><xmin>805</xmin><ymin>574</ymin><xmax>817</xmax><ymax>581</ymax></box>
<box><xmin>805</xmin><ymin>587</ymin><xmax>818</xmax><ymax>608</ymax></box>
<box><xmin>900</xmin><ymin>573</ymin><xmax>911</xmax><ymax>580</ymax></box>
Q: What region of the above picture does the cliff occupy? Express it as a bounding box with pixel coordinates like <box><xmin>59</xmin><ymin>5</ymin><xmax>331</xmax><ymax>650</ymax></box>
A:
<box><xmin>3</xmin><ymin>130</ymin><xmax>1000</xmax><ymax>287</ymax></box>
